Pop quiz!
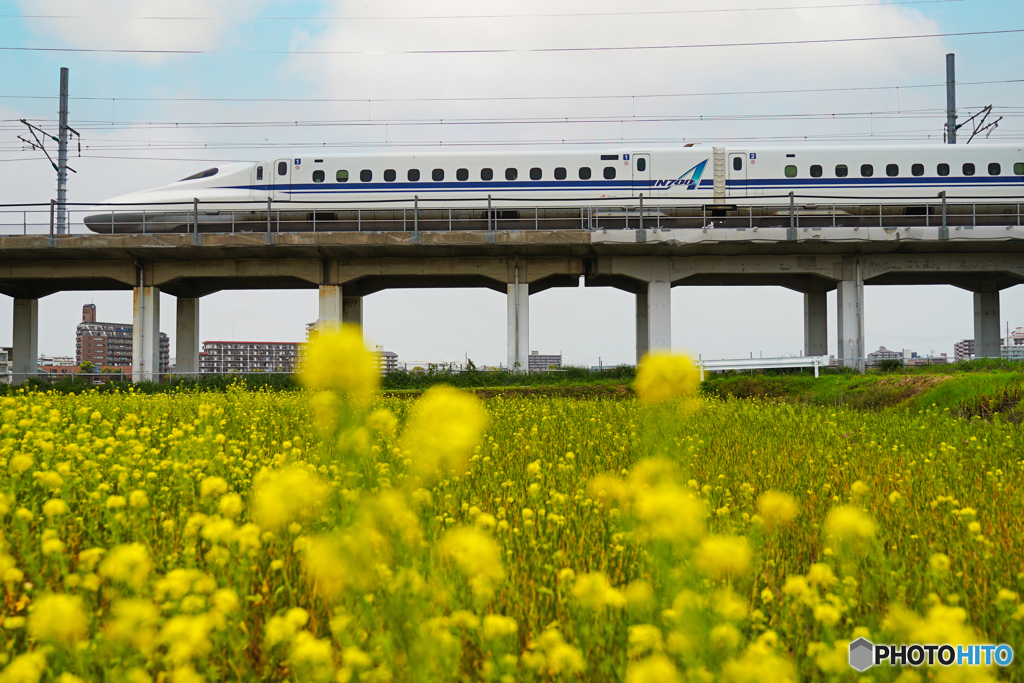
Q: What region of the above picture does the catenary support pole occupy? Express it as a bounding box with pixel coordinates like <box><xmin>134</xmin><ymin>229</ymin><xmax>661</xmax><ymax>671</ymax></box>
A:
<box><xmin>803</xmin><ymin>291</ymin><xmax>828</xmax><ymax>356</ymax></box>
<box><xmin>946</xmin><ymin>53</ymin><xmax>957</xmax><ymax>144</ymax></box>
<box><xmin>132</xmin><ymin>286</ymin><xmax>160</xmax><ymax>382</ymax></box>
<box><xmin>175</xmin><ymin>297</ymin><xmax>200</xmax><ymax>375</ymax></box>
<box><xmin>12</xmin><ymin>299</ymin><xmax>39</xmax><ymax>385</ymax></box>
<box><xmin>318</xmin><ymin>285</ymin><xmax>343</xmax><ymax>336</ymax></box>
<box><xmin>635</xmin><ymin>288</ymin><xmax>650</xmax><ymax>363</ymax></box>
<box><xmin>56</xmin><ymin>67</ymin><xmax>69</xmax><ymax>234</ymax></box>
<box><xmin>973</xmin><ymin>291</ymin><xmax>1000</xmax><ymax>358</ymax></box>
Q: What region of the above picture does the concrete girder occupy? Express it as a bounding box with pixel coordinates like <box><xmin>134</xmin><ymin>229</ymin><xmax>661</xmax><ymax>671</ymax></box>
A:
<box><xmin>0</xmin><ymin>260</ymin><xmax>136</xmax><ymax>298</ymax></box>
<box><xmin>150</xmin><ymin>259</ymin><xmax>322</xmax><ymax>296</ymax></box>
<box><xmin>587</xmin><ymin>255</ymin><xmax>841</xmax><ymax>289</ymax></box>
<box><xmin>860</xmin><ymin>254</ymin><xmax>1024</xmax><ymax>289</ymax></box>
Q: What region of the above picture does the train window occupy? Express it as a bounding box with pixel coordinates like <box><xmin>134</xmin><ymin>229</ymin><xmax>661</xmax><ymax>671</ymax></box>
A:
<box><xmin>601</xmin><ymin>154</ymin><xmax>619</xmax><ymax>161</ymax></box>
<box><xmin>1016</xmin><ymin>163</ymin><xmax>1024</xmax><ymax>175</ymax></box>
<box><xmin>912</xmin><ymin>163</ymin><xmax>924</xmax><ymax>176</ymax></box>
<box><xmin>810</xmin><ymin>165</ymin><xmax>822</xmax><ymax>178</ymax></box>
<box><xmin>886</xmin><ymin>164</ymin><xmax>899</xmax><ymax>177</ymax></box>
<box><xmin>784</xmin><ymin>165</ymin><xmax>797</xmax><ymax>178</ymax></box>
<box><xmin>963</xmin><ymin>163</ymin><xmax>975</xmax><ymax>176</ymax></box>
<box><xmin>937</xmin><ymin>163</ymin><xmax>950</xmax><ymax>176</ymax></box>
<box><xmin>604</xmin><ymin>167</ymin><xmax>616</xmax><ymax>180</ymax></box>
<box><xmin>988</xmin><ymin>163</ymin><xmax>1001</xmax><ymax>176</ymax></box>
<box><xmin>579</xmin><ymin>167</ymin><xmax>592</xmax><ymax>180</ymax></box>
<box><xmin>733</xmin><ymin>157</ymin><xmax>742</xmax><ymax>171</ymax></box>
<box><xmin>312</xmin><ymin>170</ymin><xmax>325</xmax><ymax>183</ymax></box>
<box><xmin>384</xmin><ymin>169</ymin><xmax>396</xmax><ymax>182</ymax></box>
<box><xmin>408</xmin><ymin>169</ymin><xmax>420</xmax><ymax>182</ymax></box>
<box><xmin>277</xmin><ymin>162</ymin><xmax>288</xmax><ymax>176</ymax></box>
<box><xmin>481</xmin><ymin>168</ymin><xmax>493</xmax><ymax>181</ymax></box>
<box><xmin>637</xmin><ymin>158</ymin><xmax>646</xmax><ymax>172</ymax></box>
<box><xmin>457</xmin><ymin>168</ymin><xmax>469</xmax><ymax>181</ymax></box>
<box><xmin>256</xmin><ymin>166</ymin><xmax>263</xmax><ymax>181</ymax></box>
<box><xmin>835</xmin><ymin>164</ymin><xmax>848</xmax><ymax>178</ymax></box>
<box><xmin>432</xmin><ymin>169</ymin><xmax>444</xmax><ymax>181</ymax></box>
<box><xmin>861</xmin><ymin>164</ymin><xmax>874</xmax><ymax>177</ymax></box>
<box><xmin>360</xmin><ymin>170</ymin><xmax>372</xmax><ymax>182</ymax></box>
<box><xmin>506</xmin><ymin>168</ymin><xmax>518</xmax><ymax>181</ymax></box>
<box><xmin>336</xmin><ymin>170</ymin><xmax>349</xmax><ymax>182</ymax></box>
<box><xmin>555</xmin><ymin>167</ymin><xmax>567</xmax><ymax>180</ymax></box>
<box><xmin>530</xmin><ymin>168</ymin><xmax>542</xmax><ymax>181</ymax></box>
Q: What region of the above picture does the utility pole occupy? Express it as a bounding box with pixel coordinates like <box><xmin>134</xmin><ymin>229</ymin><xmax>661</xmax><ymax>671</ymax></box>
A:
<box><xmin>945</xmin><ymin>53</ymin><xmax>957</xmax><ymax>144</ymax></box>
<box><xmin>17</xmin><ymin>67</ymin><xmax>78</xmax><ymax>235</ymax></box>
<box><xmin>56</xmin><ymin>67</ymin><xmax>69</xmax><ymax>234</ymax></box>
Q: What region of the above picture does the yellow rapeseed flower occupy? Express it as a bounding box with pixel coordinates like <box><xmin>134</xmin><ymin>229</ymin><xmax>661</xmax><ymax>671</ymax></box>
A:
<box><xmin>42</xmin><ymin>499</ymin><xmax>67</xmax><ymax>518</ymax></box>
<box><xmin>481</xmin><ymin>614</ymin><xmax>518</xmax><ymax>640</ymax></box>
<box><xmin>696</xmin><ymin>535</ymin><xmax>752</xmax><ymax>580</ymax></box>
<box><xmin>99</xmin><ymin>543</ymin><xmax>152</xmax><ymax>589</ymax></box>
<box><xmin>299</xmin><ymin>326</ymin><xmax>380</xmax><ymax>399</ymax></box>
<box><xmin>929</xmin><ymin>553</ymin><xmax>950</xmax><ymax>573</ymax></box>
<box><xmin>0</xmin><ymin>652</ymin><xmax>48</xmax><ymax>683</ymax></box>
<box><xmin>824</xmin><ymin>506</ymin><xmax>876</xmax><ymax>553</ymax></box>
<box><xmin>199</xmin><ymin>476</ymin><xmax>228</xmax><ymax>498</ymax></box>
<box><xmin>625</xmin><ymin>655</ymin><xmax>681</xmax><ymax>683</ymax></box>
<box><xmin>756</xmin><ymin>491</ymin><xmax>799</xmax><ymax>531</ymax></box>
<box><xmin>439</xmin><ymin>527</ymin><xmax>504</xmax><ymax>600</ymax></box>
<box><xmin>633</xmin><ymin>352</ymin><xmax>699</xmax><ymax>405</ymax></box>
<box><xmin>252</xmin><ymin>466</ymin><xmax>329</xmax><ymax>531</ymax></box>
<box><xmin>28</xmin><ymin>593</ymin><xmax>89</xmax><ymax>646</ymax></box>
<box><xmin>571</xmin><ymin>572</ymin><xmax>627</xmax><ymax>610</ymax></box>
<box><xmin>401</xmin><ymin>387</ymin><xmax>488</xmax><ymax>480</ymax></box>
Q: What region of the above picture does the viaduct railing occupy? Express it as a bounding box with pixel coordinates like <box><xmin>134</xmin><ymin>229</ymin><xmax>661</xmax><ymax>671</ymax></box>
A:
<box><xmin>1</xmin><ymin>193</ymin><xmax>1022</xmax><ymax>237</ymax></box>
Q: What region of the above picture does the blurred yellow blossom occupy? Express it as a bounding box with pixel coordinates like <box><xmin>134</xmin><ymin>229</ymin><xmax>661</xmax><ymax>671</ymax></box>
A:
<box><xmin>99</xmin><ymin>543</ymin><xmax>152</xmax><ymax>589</ymax></box>
<box><xmin>252</xmin><ymin>466</ymin><xmax>329</xmax><ymax>531</ymax></box>
<box><xmin>634</xmin><ymin>352</ymin><xmax>700</xmax><ymax>405</ymax></box>
<box><xmin>439</xmin><ymin>527</ymin><xmax>504</xmax><ymax>600</ymax></box>
<box><xmin>756</xmin><ymin>491</ymin><xmax>799</xmax><ymax>531</ymax></box>
<box><xmin>42</xmin><ymin>499</ymin><xmax>67</xmax><ymax>518</ymax></box>
<box><xmin>401</xmin><ymin>387</ymin><xmax>488</xmax><ymax>479</ymax></box>
<box><xmin>28</xmin><ymin>593</ymin><xmax>89</xmax><ymax>646</ymax></box>
<box><xmin>572</xmin><ymin>572</ymin><xmax>627</xmax><ymax>609</ymax></box>
<box><xmin>625</xmin><ymin>655</ymin><xmax>681</xmax><ymax>683</ymax></box>
<box><xmin>696</xmin><ymin>535</ymin><xmax>752</xmax><ymax>580</ymax></box>
<box><xmin>300</xmin><ymin>326</ymin><xmax>380</xmax><ymax>399</ymax></box>
<box><xmin>481</xmin><ymin>614</ymin><xmax>518</xmax><ymax>640</ymax></box>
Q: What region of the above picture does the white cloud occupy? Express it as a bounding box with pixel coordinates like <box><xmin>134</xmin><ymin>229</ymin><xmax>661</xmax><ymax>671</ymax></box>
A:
<box><xmin>16</xmin><ymin>0</ymin><xmax>269</xmax><ymax>53</ymax></box>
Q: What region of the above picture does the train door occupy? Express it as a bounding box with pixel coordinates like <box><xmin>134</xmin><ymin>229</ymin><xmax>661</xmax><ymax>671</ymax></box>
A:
<box><xmin>632</xmin><ymin>153</ymin><xmax>651</xmax><ymax>197</ymax></box>
<box><xmin>271</xmin><ymin>158</ymin><xmax>292</xmax><ymax>201</ymax></box>
<box><xmin>728</xmin><ymin>152</ymin><xmax>748</xmax><ymax>197</ymax></box>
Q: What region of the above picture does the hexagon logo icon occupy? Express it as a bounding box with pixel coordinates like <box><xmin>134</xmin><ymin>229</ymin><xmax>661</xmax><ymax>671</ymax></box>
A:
<box><xmin>849</xmin><ymin>638</ymin><xmax>874</xmax><ymax>671</ymax></box>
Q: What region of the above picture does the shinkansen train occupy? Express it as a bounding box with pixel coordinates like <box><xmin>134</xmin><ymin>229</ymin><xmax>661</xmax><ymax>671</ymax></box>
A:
<box><xmin>83</xmin><ymin>144</ymin><xmax>1024</xmax><ymax>233</ymax></box>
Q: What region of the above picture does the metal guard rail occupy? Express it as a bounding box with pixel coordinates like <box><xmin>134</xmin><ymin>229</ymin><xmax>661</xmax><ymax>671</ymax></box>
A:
<box><xmin>1</xmin><ymin>192</ymin><xmax>1022</xmax><ymax>236</ymax></box>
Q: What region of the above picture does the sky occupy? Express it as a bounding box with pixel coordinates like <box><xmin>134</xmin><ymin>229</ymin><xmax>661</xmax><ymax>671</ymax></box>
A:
<box><xmin>1</xmin><ymin>0</ymin><xmax>1023</xmax><ymax>367</ymax></box>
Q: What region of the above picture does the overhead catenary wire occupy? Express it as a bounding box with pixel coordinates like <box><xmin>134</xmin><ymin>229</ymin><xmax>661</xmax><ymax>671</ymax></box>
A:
<box><xmin>1</xmin><ymin>27</ymin><xmax>1022</xmax><ymax>55</ymax></box>
<box><xmin>1</xmin><ymin>79</ymin><xmax>1021</xmax><ymax>105</ymax></box>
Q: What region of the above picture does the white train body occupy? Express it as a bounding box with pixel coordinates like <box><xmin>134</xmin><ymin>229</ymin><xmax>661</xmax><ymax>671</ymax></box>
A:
<box><xmin>84</xmin><ymin>144</ymin><xmax>1024</xmax><ymax>233</ymax></box>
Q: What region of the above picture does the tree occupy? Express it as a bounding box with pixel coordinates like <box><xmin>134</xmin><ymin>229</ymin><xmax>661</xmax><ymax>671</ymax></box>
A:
<box><xmin>79</xmin><ymin>361</ymin><xmax>96</xmax><ymax>374</ymax></box>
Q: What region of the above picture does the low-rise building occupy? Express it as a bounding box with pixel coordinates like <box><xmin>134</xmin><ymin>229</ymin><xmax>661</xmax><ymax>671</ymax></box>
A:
<box><xmin>376</xmin><ymin>349</ymin><xmax>399</xmax><ymax>373</ymax></box>
<box><xmin>529</xmin><ymin>350</ymin><xmax>562</xmax><ymax>372</ymax></box>
<box><xmin>866</xmin><ymin>346</ymin><xmax>903</xmax><ymax>367</ymax></box>
<box><xmin>954</xmin><ymin>339</ymin><xmax>975</xmax><ymax>361</ymax></box>
<box><xmin>0</xmin><ymin>347</ymin><xmax>11</xmax><ymax>383</ymax></box>
<box><xmin>199</xmin><ymin>341</ymin><xmax>301</xmax><ymax>374</ymax></box>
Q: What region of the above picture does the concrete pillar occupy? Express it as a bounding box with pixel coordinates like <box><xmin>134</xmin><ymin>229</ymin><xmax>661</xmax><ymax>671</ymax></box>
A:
<box><xmin>507</xmin><ymin>283</ymin><xmax>529</xmax><ymax>370</ymax></box>
<box><xmin>647</xmin><ymin>258</ymin><xmax>673</xmax><ymax>353</ymax></box>
<box><xmin>973</xmin><ymin>291</ymin><xmax>1001</xmax><ymax>358</ymax></box>
<box><xmin>176</xmin><ymin>297</ymin><xmax>200</xmax><ymax>375</ymax></box>
<box><xmin>803</xmin><ymin>291</ymin><xmax>828</xmax><ymax>356</ymax></box>
<box><xmin>342</xmin><ymin>296</ymin><xmax>363</xmax><ymax>328</ymax></box>
<box><xmin>12</xmin><ymin>299</ymin><xmax>39</xmax><ymax>385</ymax></box>
<box><xmin>837</xmin><ymin>279</ymin><xmax>864</xmax><ymax>370</ymax></box>
<box><xmin>318</xmin><ymin>284</ymin><xmax>343</xmax><ymax>335</ymax></box>
<box><xmin>132</xmin><ymin>286</ymin><xmax>160</xmax><ymax>382</ymax></box>
<box><xmin>636</xmin><ymin>289</ymin><xmax>649</xmax><ymax>363</ymax></box>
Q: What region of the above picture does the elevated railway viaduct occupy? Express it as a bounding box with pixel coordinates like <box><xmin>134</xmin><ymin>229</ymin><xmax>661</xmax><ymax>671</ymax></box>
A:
<box><xmin>2</xmin><ymin>223</ymin><xmax>1023</xmax><ymax>381</ymax></box>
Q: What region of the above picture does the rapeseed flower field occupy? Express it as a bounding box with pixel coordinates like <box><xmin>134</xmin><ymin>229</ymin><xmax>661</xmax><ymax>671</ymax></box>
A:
<box><xmin>1</xmin><ymin>327</ymin><xmax>1022</xmax><ymax>682</ymax></box>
